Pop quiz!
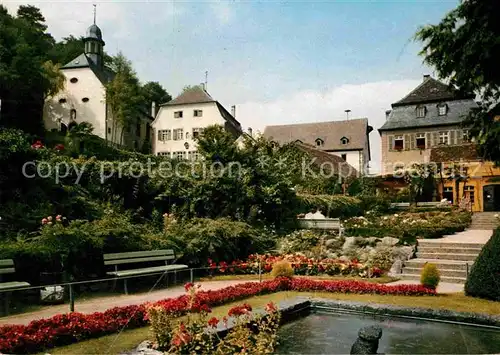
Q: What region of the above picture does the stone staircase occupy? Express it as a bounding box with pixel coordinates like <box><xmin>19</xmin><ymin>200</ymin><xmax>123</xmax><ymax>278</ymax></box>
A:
<box><xmin>469</xmin><ymin>212</ymin><xmax>499</xmax><ymax>230</ymax></box>
<box><xmin>400</xmin><ymin>241</ymin><xmax>485</xmax><ymax>283</ymax></box>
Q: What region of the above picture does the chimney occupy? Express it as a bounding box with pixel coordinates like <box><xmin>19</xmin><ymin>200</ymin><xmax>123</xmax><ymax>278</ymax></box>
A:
<box><xmin>231</xmin><ymin>105</ymin><xmax>236</xmax><ymax>117</ymax></box>
<box><xmin>200</xmin><ymin>83</ymin><xmax>205</xmax><ymax>90</ymax></box>
<box><xmin>385</xmin><ymin>110</ymin><xmax>391</xmax><ymax>120</ymax></box>
<box><xmin>248</xmin><ymin>127</ymin><xmax>253</xmax><ymax>137</ymax></box>
<box><xmin>423</xmin><ymin>74</ymin><xmax>430</xmax><ymax>82</ymax></box>
<box><xmin>151</xmin><ymin>101</ymin><xmax>156</xmax><ymax>117</ymax></box>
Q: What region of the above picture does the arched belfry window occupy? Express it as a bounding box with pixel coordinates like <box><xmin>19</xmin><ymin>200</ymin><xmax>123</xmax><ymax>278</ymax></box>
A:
<box><xmin>70</xmin><ymin>109</ymin><xmax>77</xmax><ymax>121</ymax></box>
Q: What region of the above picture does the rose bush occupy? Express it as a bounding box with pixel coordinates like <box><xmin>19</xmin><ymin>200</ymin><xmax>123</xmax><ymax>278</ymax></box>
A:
<box><xmin>0</xmin><ymin>279</ymin><xmax>435</xmax><ymax>354</ymax></box>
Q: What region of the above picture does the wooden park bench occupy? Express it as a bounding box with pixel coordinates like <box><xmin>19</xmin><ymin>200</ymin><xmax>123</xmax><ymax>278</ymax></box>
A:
<box><xmin>103</xmin><ymin>250</ymin><xmax>188</xmax><ymax>294</ymax></box>
<box><xmin>0</xmin><ymin>259</ymin><xmax>30</xmax><ymax>314</ymax></box>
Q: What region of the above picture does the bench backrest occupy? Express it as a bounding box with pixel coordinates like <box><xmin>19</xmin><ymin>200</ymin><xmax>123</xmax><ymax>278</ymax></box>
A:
<box><xmin>0</xmin><ymin>259</ymin><xmax>16</xmax><ymax>275</ymax></box>
<box><xmin>103</xmin><ymin>250</ymin><xmax>176</xmax><ymax>266</ymax></box>
<box><xmin>297</xmin><ymin>218</ymin><xmax>342</xmax><ymax>230</ymax></box>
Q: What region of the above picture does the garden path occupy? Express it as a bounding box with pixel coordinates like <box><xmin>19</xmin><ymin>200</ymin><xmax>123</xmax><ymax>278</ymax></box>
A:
<box><xmin>0</xmin><ymin>279</ymin><xmax>258</xmax><ymax>326</ymax></box>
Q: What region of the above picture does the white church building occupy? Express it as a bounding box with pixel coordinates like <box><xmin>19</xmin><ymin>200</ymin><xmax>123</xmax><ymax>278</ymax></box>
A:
<box><xmin>152</xmin><ymin>86</ymin><xmax>243</xmax><ymax>158</ymax></box>
<box><xmin>43</xmin><ymin>19</ymin><xmax>152</xmax><ymax>150</ymax></box>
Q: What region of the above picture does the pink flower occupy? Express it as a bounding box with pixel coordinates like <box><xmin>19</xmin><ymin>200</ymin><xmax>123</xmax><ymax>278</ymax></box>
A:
<box><xmin>47</xmin><ymin>216</ymin><xmax>53</xmax><ymax>221</ymax></box>
<box><xmin>41</xmin><ymin>218</ymin><xmax>48</xmax><ymax>225</ymax></box>
<box><xmin>31</xmin><ymin>141</ymin><xmax>44</xmax><ymax>149</ymax></box>
<box><xmin>54</xmin><ymin>144</ymin><xmax>64</xmax><ymax>151</ymax></box>
<box><xmin>56</xmin><ymin>215</ymin><xmax>62</xmax><ymax>221</ymax></box>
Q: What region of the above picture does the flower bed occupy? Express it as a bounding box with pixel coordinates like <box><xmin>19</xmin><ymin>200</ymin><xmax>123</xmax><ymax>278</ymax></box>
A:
<box><xmin>344</xmin><ymin>210</ymin><xmax>472</xmax><ymax>241</ymax></box>
<box><xmin>0</xmin><ymin>279</ymin><xmax>435</xmax><ymax>354</ymax></box>
<box><xmin>208</xmin><ymin>254</ymin><xmax>384</xmax><ymax>278</ymax></box>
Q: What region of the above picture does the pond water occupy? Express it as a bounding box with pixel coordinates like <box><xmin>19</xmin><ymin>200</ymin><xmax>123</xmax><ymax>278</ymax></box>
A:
<box><xmin>277</xmin><ymin>310</ymin><xmax>500</xmax><ymax>354</ymax></box>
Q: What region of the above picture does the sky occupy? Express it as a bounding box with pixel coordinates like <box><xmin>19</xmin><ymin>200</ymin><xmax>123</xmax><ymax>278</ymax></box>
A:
<box><xmin>4</xmin><ymin>0</ymin><xmax>460</xmax><ymax>172</ymax></box>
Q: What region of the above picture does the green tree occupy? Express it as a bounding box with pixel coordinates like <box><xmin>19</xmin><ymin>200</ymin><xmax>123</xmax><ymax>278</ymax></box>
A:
<box><xmin>105</xmin><ymin>52</ymin><xmax>144</xmax><ymax>144</ymax></box>
<box><xmin>48</xmin><ymin>35</ymin><xmax>114</xmax><ymax>67</ymax></box>
<box><xmin>415</xmin><ymin>0</ymin><xmax>500</xmax><ymax>164</ymax></box>
<box><xmin>0</xmin><ymin>5</ymin><xmax>58</xmax><ymax>135</ymax></box>
<box><xmin>194</xmin><ymin>125</ymin><xmax>240</xmax><ymax>163</ymax></box>
<box><xmin>141</xmin><ymin>81</ymin><xmax>172</xmax><ymax>115</ymax></box>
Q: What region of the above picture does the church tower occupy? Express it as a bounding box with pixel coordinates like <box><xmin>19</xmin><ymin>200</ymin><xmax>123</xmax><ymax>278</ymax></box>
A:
<box><xmin>84</xmin><ymin>6</ymin><xmax>105</xmax><ymax>68</ymax></box>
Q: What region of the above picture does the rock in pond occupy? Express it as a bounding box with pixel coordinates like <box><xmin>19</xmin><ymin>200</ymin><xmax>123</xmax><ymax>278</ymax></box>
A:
<box><xmin>350</xmin><ymin>325</ymin><xmax>383</xmax><ymax>354</ymax></box>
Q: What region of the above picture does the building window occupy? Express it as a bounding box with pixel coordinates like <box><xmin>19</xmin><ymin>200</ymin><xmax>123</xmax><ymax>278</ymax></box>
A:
<box><xmin>340</xmin><ymin>137</ymin><xmax>349</xmax><ymax>145</ymax></box>
<box><xmin>193</xmin><ymin>110</ymin><xmax>203</xmax><ymax>117</ymax></box>
<box><xmin>70</xmin><ymin>77</ymin><xmax>78</xmax><ymax>83</ymax></box>
<box><xmin>393</xmin><ymin>135</ymin><xmax>404</xmax><ymax>151</ymax></box>
<box><xmin>192</xmin><ymin>127</ymin><xmax>202</xmax><ymax>139</ymax></box>
<box><xmin>185</xmin><ymin>132</ymin><xmax>190</xmax><ymax>139</ymax></box>
<box><xmin>173</xmin><ymin>151</ymin><xmax>186</xmax><ymax>160</ymax></box>
<box><xmin>157</xmin><ymin>152</ymin><xmax>170</xmax><ymax>157</ymax></box>
<box><xmin>158</xmin><ymin>129</ymin><xmax>171</xmax><ymax>141</ymax></box>
<box><xmin>438</xmin><ymin>103</ymin><xmax>448</xmax><ymax>116</ymax></box>
<box><xmin>416</xmin><ymin>106</ymin><xmax>426</xmax><ymax>118</ymax></box>
<box><xmin>341</xmin><ymin>154</ymin><xmax>347</xmax><ymax>161</ymax></box>
<box><xmin>315</xmin><ymin>138</ymin><xmax>324</xmax><ymax>147</ymax></box>
<box><xmin>82</xmin><ymin>97</ymin><xmax>89</xmax><ymax>103</ymax></box>
<box><xmin>464</xmin><ymin>186</ymin><xmax>475</xmax><ymax>204</ymax></box>
<box><xmin>462</xmin><ymin>130</ymin><xmax>471</xmax><ymax>143</ymax></box>
<box><xmin>416</xmin><ymin>133</ymin><xmax>426</xmax><ymax>149</ymax></box>
<box><xmin>173</xmin><ymin>128</ymin><xmax>184</xmax><ymax>140</ymax></box>
<box><xmin>136</xmin><ymin>122</ymin><xmax>141</xmax><ymax>137</ymax></box>
<box><xmin>188</xmin><ymin>151</ymin><xmax>201</xmax><ymax>161</ymax></box>
<box><xmin>439</xmin><ymin>131</ymin><xmax>449</xmax><ymax>145</ymax></box>
<box><xmin>174</xmin><ymin>111</ymin><xmax>183</xmax><ymax>118</ymax></box>
<box><xmin>107</xmin><ymin>127</ymin><xmax>111</xmax><ymax>134</ymax></box>
<box><xmin>70</xmin><ymin>109</ymin><xmax>76</xmax><ymax>121</ymax></box>
<box><xmin>443</xmin><ymin>186</ymin><xmax>454</xmax><ymax>204</ymax></box>
<box><xmin>59</xmin><ymin>98</ymin><xmax>67</xmax><ymax>104</ymax></box>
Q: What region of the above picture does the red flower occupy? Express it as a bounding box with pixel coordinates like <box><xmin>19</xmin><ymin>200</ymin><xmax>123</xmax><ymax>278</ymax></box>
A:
<box><xmin>31</xmin><ymin>140</ymin><xmax>44</xmax><ymax>149</ymax></box>
<box><xmin>54</xmin><ymin>144</ymin><xmax>65</xmax><ymax>151</ymax></box>
<box><xmin>265</xmin><ymin>302</ymin><xmax>277</xmax><ymax>313</ymax></box>
<box><xmin>207</xmin><ymin>317</ymin><xmax>219</xmax><ymax>328</ymax></box>
<box><xmin>184</xmin><ymin>282</ymin><xmax>194</xmax><ymax>292</ymax></box>
<box><xmin>228</xmin><ymin>303</ymin><xmax>252</xmax><ymax>317</ymax></box>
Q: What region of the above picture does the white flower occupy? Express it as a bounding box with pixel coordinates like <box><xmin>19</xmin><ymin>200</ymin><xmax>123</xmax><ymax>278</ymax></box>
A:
<box><xmin>383</xmin><ymin>216</ymin><xmax>388</xmax><ymax>220</ymax></box>
<box><xmin>394</xmin><ymin>214</ymin><xmax>399</xmax><ymax>217</ymax></box>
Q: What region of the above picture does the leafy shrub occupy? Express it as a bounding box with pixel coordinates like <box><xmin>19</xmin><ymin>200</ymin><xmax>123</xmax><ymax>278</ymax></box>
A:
<box><xmin>420</xmin><ymin>263</ymin><xmax>440</xmax><ymax>289</ymax></box>
<box><xmin>271</xmin><ymin>260</ymin><xmax>294</xmax><ymax>278</ymax></box>
<box><xmin>465</xmin><ymin>228</ymin><xmax>500</xmax><ymax>301</ymax></box>
<box><xmin>160</xmin><ymin>218</ymin><xmax>273</xmax><ymax>265</ymax></box>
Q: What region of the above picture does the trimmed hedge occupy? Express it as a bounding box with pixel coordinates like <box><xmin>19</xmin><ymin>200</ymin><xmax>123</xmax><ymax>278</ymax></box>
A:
<box><xmin>465</xmin><ymin>228</ymin><xmax>500</xmax><ymax>301</ymax></box>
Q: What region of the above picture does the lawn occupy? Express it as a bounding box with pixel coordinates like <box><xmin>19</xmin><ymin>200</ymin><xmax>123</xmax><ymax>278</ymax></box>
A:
<box><xmin>47</xmin><ymin>290</ymin><xmax>500</xmax><ymax>355</ymax></box>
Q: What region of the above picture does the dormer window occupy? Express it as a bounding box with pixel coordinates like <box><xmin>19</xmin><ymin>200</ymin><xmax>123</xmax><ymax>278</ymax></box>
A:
<box><xmin>416</xmin><ymin>105</ymin><xmax>426</xmax><ymax>118</ymax></box>
<box><xmin>340</xmin><ymin>137</ymin><xmax>349</xmax><ymax>145</ymax></box>
<box><xmin>315</xmin><ymin>138</ymin><xmax>324</xmax><ymax>147</ymax></box>
<box><xmin>438</xmin><ymin>103</ymin><xmax>448</xmax><ymax>116</ymax></box>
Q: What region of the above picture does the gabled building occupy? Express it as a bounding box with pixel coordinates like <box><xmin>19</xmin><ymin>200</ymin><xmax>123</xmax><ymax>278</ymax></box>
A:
<box><xmin>152</xmin><ymin>85</ymin><xmax>242</xmax><ymax>158</ymax></box>
<box><xmin>378</xmin><ymin>75</ymin><xmax>477</xmax><ymax>175</ymax></box>
<box><xmin>263</xmin><ymin>118</ymin><xmax>373</xmax><ymax>174</ymax></box>
<box><xmin>43</xmin><ymin>20</ymin><xmax>152</xmax><ymax>150</ymax></box>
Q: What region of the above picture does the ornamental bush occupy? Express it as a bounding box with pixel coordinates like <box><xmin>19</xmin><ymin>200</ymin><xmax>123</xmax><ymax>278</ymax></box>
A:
<box><xmin>420</xmin><ymin>263</ymin><xmax>440</xmax><ymax>289</ymax></box>
<box><xmin>465</xmin><ymin>228</ymin><xmax>500</xmax><ymax>301</ymax></box>
<box><xmin>271</xmin><ymin>260</ymin><xmax>294</xmax><ymax>279</ymax></box>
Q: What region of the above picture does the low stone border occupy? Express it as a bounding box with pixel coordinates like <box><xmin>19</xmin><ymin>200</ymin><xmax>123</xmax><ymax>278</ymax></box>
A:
<box><xmin>129</xmin><ymin>297</ymin><xmax>500</xmax><ymax>354</ymax></box>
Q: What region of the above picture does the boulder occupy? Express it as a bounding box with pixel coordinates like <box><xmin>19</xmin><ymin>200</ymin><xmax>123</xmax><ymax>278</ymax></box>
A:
<box><xmin>350</xmin><ymin>325</ymin><xmax>383</xmax><ymax>354</ymax></box>
<box><xmin>388</xmin><ymin>259</ymin><xmax>403</xmax><ymax>276</ymax></box>
<box><xmin>380</xmin><ymin>237</ymin><xmax>399</xmax><ymax>246</ymax></box>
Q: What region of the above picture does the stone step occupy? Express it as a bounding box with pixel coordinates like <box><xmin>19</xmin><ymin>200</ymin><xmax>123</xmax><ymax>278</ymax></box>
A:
<box><xmin>415</xmin><ymin>252</ymin><xmax>477</xmax><ymax>261</ymax></box>
<box><xmin>417</xmin><ymin>247</ymin><xmax>482</xmax><ymax>254</ymax></box>
<box><xmin>399</xmin><ymin>273</ymin><xmax>467</xmax><ymax>284</ymax></box>
<box><xmin>403</xmin><ymin>267</ymin><xmax>467</xmax><ymax>278</ymax></box>
<box><xmin>417</xmin><ymin>242</ymin><xmax>485</xmax><ymax>249</ymax></box>
<box><xmin>404</xmin><ymin>259</ymin><xmax>471</xmax><ymax>271</ymax></box>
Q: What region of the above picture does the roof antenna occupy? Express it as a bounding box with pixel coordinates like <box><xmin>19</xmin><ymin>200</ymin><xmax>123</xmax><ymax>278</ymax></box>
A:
<box><xmin>204</xmin><ymin>71</ymin><xmax>208</xmax><ymax>91</ymax></box>
<box><xmin>93</xmin><ymin>4</ymin><xmax>96</xmax><ymax>25</ymax></box>
<box><xmin>345</xmin><ymin>109</ymin><xmax>351</xmax><ymax>120</ymax></box>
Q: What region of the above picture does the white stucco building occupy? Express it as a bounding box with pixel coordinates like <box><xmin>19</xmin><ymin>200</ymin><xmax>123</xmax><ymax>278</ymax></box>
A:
<box><xmin>152</xmin><ymin>86</ymin><xmax>242</xmax><ymax>158</ymax></box>
<box><xmin>43</xmin><ymin>20</ymin><xmax>152</xmax><ymax>150</ymax></box>
<box><xmin>263</xmin><ymin>118</ymin><xmax>373</xmax><ymax>174</ymax></box>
